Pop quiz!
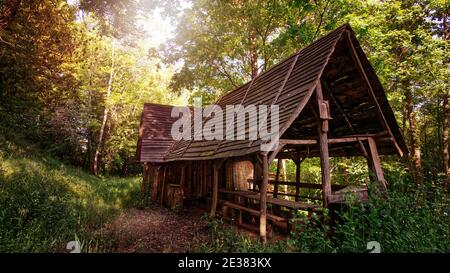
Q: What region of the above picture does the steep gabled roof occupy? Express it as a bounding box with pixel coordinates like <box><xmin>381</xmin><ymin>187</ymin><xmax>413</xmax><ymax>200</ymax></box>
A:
<box><xmin>136</xmin><ymin>103</ymin><xmax>179</xmax><ymax>163</ymax></box>
<box><xmin>165</xmin><ymin>24</ymin><xmax>347</xmax><ymax>161</ymax></box>
<box><xmin>137</xmin><ymin>24</ymin><xmax>407</xmax><ymax>163</ymax></box>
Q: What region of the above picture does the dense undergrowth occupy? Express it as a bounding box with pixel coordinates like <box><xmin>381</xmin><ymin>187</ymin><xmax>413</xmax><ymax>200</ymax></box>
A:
<box><xmin>0</xmin><ymin>138</ymin><xmax>142</xmax><ymax>252</ymax></box>
<box><xmin>197</xmin><ymin>167</ymin><xmax>450</xmax><ymax>253</ymax></box>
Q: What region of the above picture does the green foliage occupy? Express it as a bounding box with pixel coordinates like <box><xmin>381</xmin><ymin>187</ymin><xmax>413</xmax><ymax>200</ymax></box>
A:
<box><xmin>330</xmin><ymin>168</ymin><xmax>450</xmax><ymax>252</ymax></box>
<box><xmin>287</xmin><ymin>211</ymin><xmax>336</xmax><ymax>253</ymax></box>
<box><xmin>0</xmin><ymin>0</ymin><xmax>181</xmax><ymax>175</ymax></box>
<box><xmin>0</xmin><ymin>139</ymin><xmax>141</xmax><ymax>252</ymax></box>
<box><xmin>194</xmin><ymin>214</ymin><xmax>286</xmax><ymax>253</ymax></box>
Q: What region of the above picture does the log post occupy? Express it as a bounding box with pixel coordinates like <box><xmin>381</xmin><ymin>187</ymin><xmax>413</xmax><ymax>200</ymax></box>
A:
<box><xmin>260</xmin><ymin>153</ymin><xmax>269</xmax><ymax>244</ymax></box>
<box><xmin>141</xmin><ymin>163</ymin><xmax>150</xmax><ymax>193</ymax></box>
<box><xmin>316</xmin><ymin>82</ymin><xmax>332</xmax><ymax>207</ymax></box>
<box><xmin>151</xmin><ymin>165</ymin><xmax>162</xmax><ymax>203</ymax></box>
<box><xmin>295</xmin><ymin>157</ymin><xmax>302</xmax><ymax>202</ymax></box>
<box><xmin>367</xmin><ymin>137</ymin><xmax>387</xmax><ymax>191</ymax></box>
<box><xmin>252</xmin><ymin>157</ymin><xmax>262</xmax><ymax>190</ymax></box>
<box><xmin>160</xmin><ymin>165</ymin><xmax>167</xmax><ymax>205</ymax></box>
<box><xmin>274</xmin><ymin>159</ymin><xmax>281</xmax><ymax>198</ymax></box>
<box><xmin>210</xmin><ymin>159</ymin><xmax>225</xmax><ymax>217</ymax></box>
<box><xmin>180</xmin><ymin>164</ymin><xmax>186</xmax><ymax>196</ymax></box>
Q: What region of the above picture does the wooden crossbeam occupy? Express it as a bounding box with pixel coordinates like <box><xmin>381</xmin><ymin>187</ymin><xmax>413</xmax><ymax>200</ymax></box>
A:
<box><xmin>280</xmin><ymin>136</ymin><xmax>375</xmax><ymax>145</ymax></box>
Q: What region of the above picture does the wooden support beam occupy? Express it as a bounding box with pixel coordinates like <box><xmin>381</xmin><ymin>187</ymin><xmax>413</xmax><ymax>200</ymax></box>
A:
<box><xmin>316</xmin><ymin>82</ymin><xmax>332</xmax><ymax>207</ymax></box>
<box><xmin>268</xmin><ymin>143</ymin><xmax>285</xmax><ymax>163</ymax></box>
<box><xmin>260</xmin><ymin>153</ymin><xmax>269</xmax><ymax>244</ymax></box>
<box><xmin>274</xmin><ymin>159</ymin><xmax>281</xmax><ymax>198</ymax></box>
<box><xmin>252</xmin><ymin>157</ymin><xmax>262</xmax><ymax>190</ymax></box>
<box><xmin>198</xmin><ymin>163</ymin><xmax>202</xmax><ymax>196</ymax></box>
<box><xmin>264</xmin><ymin>191</ymin><xmax>322</xmax><ymax>200</ymax></box>
<box><xmin>210</xmin><ymin>159</ymin><xmax>225</xmax><ymax>217</ymax></box>
<box><xmin>180</xmin><ymin>164</ymin><xmax>186</xmax><ymax>196</ymax></box>
<box><xmin>294</xmin><ymin>156</ymin><xmax>304</xmax><ymax>202</ymax></box>
<box><xmin>367</xmin><ymin>137</ymin><xmax>387</xmax><ymax>191</ymax></box>
<box><xmin>203</xmin><ymin>163</ymin><xmax>208</xmax><ymax>196</ymax></box>
<box><xmin>160</xmin><ymin>166</ymin><xmax>167</xmax><ymax>205</ymax></box>
<box><xmin>280</xmin><ymin>136</ymin><xmax>376</xmax><ymax>146</ymax></box>
<box><xmin>210</xmin><ymin>163</ymin><xmax>219</xmax><ymax>217</ymax></box>
<box><xmin>280</xmin><ymin>139</ymin><xmax>318</xmax><ymax>145</ymax></box>
<box><xmin>141</xmin><ymin>163</ymin><xmax>150</xmax><ymax>193</ymax></box>
<box><xmin>151</xmin><ymin>165</ymin><xmax>161</xmax><ymax>203</ymax></box>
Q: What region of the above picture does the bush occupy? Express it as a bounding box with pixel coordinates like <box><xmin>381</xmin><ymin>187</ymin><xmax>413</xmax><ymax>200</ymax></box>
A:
<box><xmin>287</xmin><ymin>211</ymin><xmax>336</xmax><ymax>253</ymax></box>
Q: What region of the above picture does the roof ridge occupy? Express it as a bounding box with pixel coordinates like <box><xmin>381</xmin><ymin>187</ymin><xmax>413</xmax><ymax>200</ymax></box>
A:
<box><xmin>215</xmin><ymin>24</ymin><xmax>350</xmax><ymax>107</ymax></box>
<box><xmin>163</xmin><ymin>24</ymin><xmax>352</xmax><ymax>161</ymax></box>
<box><xmin>276</xmin><ymin>24</ymin><xmax>349</xmax><ymax>142</ymax></box>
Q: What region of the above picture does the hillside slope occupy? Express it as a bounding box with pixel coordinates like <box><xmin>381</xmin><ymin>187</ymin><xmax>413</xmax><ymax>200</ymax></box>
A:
<box><xmin>0</xmin><ymin>139</ymin><xmax>141</xmax><ymax>252</ymax></box>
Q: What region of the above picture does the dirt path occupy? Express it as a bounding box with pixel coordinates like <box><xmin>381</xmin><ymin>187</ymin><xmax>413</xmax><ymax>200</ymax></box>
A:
<box><xmin>101</xmin><ymin>206</ymin><xmax>209</xmax><ymax>253</ymax></box>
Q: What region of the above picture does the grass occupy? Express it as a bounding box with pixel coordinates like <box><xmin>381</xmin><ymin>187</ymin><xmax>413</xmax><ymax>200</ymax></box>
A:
<box><xmin>0</xmin><ymin>139</ymin><xmax>142</xmax><ymax>252</ymax></box>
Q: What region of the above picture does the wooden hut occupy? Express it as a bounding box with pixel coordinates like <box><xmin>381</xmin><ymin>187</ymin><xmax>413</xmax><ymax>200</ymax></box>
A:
<box><xmin>136</xmin><ymin>24</ymin><xmax>408</xmax><ymax>243</ymax></box>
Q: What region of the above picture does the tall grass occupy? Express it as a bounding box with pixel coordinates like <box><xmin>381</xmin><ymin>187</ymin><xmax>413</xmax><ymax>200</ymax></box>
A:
<box><xmin>0</xmin><ymin>140</ymin><xmax>142</xmax><ymax>252</ymax></box>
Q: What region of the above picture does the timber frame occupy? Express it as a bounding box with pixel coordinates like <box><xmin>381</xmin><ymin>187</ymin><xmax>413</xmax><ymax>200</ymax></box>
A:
<box><xmin>136</xmin><ymin>24</ymin><xmax>408</xmax><ymax>243</ymax></box>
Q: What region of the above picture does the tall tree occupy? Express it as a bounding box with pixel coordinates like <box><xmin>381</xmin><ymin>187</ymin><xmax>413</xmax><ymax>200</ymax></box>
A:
<box><xmin>163</xmin><ymin>0</ymin><xmax>347</xmax><ymax>101</ymax></box>
<box><xmin>344</xmin><ymin>0</ymin><xmax>448</xmax><ymax>185</ymax></box>
<box><xmin>429</xmin><ymin>0</ymin><xmax>450</xmax><ymax>190</ymax></box>
<box><xmin>92</xmin><ymin>41</ymin><xmax>116</xmax><ymax>175</ymax></box>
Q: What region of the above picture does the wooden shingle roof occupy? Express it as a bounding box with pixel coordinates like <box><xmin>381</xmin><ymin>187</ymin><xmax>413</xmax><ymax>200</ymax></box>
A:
<box><xmin>137</xmin><ymin>24</ymin><xmax>407</xmax><ymax>163</ymax></box>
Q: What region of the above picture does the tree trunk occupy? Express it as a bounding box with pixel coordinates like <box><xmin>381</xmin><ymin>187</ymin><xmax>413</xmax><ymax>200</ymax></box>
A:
<box><xmin>92</xmin><ymin>41</ymin><xmax>115</xmax><ymax>175</ymax></box>
<box><xmin>248</xmin><ymin>31</ymin><xmax>258</xmax><ymax>79</ymax></box>
<box><xmin>443</xmin><ymin>14</ymin><xmax>449</xmax><ymax>192</ymax></box>
<box><xmin>87</xmin><ymin>52</ymin><xmax>94</xmax><ymax>172</ymax></box>
<box><xmin>443</xmin><ymin>94</ymin><xmax>448</xmax><ymax>191</ymax></box>
<box><xmin>405</xmin><ymin>88</ymin><xmax>423</xmax><ymax>185</ymax></box>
